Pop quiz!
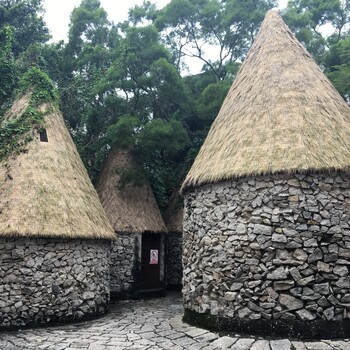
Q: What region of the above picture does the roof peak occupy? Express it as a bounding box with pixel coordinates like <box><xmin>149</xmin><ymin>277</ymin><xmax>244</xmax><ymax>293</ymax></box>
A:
<box><xmin>266</xmin><ymin>8</ymin><xmax>280</xmax><ymax>16</ymax></box>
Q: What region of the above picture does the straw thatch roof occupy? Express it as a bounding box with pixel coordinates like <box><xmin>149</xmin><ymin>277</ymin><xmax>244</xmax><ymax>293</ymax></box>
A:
<box><xmin>181</xmin><ymin>10</ymin><xmax>350</xmax><ymax>192</ymax></box>
<box><xmin>163</xmin><ymin>191</ymin><xmax>183</xmax><ymax>233</ymax></box>
<box><xmin>0</xmin><ymin>92</ymin><xmax>115</xmax><ymax>239</ymax></box>
<box><xmin>95</xmin><ymin>148</ymin><xmax>167</xmax><ymax>234</ymax></box>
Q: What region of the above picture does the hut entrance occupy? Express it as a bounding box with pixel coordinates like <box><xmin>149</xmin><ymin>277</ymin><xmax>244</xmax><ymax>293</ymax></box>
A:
<box><xmin>140</xmin><ymin>232</ymin><xmax>162</xmax><ymax>290</ymax></box>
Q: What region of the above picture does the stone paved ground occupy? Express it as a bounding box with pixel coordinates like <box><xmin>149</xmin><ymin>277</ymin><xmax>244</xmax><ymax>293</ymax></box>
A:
<box><xmin>0</xmin><ymin>293</ymin><xmax>350</xmax><ymax>350</ymax></box>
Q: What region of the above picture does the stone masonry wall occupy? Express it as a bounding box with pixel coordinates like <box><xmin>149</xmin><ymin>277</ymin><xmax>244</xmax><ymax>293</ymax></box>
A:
<box><xmin>167</xmin><ymin>232</ymin><xmax>183</xmax><ymax>288</ymax></box>
<box><xmin>183</xmin><ymin>172</ymin><xmax>350</xmax><ymax>323</ymax></box>
<box><xmin>0</xmin><ymin>237</ymin><xmax>110</xmax><ymax>328</ymax></box>
<box><xmin>110</xmin><ymin>232</ymin><xmax>141</xmax><ymax>296</ymax></box>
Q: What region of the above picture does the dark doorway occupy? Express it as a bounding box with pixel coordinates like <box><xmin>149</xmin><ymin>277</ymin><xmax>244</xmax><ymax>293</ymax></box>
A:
<box><xmin>140</xmin><ymin>233</ymin><xmax>162</xmax><ymax>290</ymax></box>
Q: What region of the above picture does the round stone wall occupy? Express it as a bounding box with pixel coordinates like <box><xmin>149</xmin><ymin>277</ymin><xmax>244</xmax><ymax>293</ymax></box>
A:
<box><xmin>183</xmin><ymin>172</ymin><xmax>350</xmax><ymax>338</ymax></box>
<box><xmin>110</xmin><ymin>233</ymin><xmax>141</xmax><ymax>298</ymax></box>
<box><xmin>0</xmin><ymin>237</ymin><xmax>110</xmax><ymax>328</ymax></box>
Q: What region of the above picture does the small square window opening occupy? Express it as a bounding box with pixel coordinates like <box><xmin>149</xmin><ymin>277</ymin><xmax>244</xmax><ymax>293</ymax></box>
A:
<box><xmin>40</xmin><ymin>129</ymin><xmax>48</xmax><ymax>142</ymax></box>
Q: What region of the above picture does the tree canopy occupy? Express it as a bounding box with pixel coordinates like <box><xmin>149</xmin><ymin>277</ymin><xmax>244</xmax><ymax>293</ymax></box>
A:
<box><xmin>1</xmin><ymin>0</ymin><xmax>349</xmax><ymax>210</ymax></box>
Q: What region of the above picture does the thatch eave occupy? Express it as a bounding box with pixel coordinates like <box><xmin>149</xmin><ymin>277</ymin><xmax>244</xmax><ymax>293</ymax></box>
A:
<box><xmin>0</xmin><ymin>229</ymin><xmax>114</xmax><ymax>241</ymax></box>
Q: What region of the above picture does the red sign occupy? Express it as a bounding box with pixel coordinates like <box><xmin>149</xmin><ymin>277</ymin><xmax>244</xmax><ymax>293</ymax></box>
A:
<box><xmin>150</xmin><ymin>249</ymin><xmax>158</xmax><ymax>264</ymax></box>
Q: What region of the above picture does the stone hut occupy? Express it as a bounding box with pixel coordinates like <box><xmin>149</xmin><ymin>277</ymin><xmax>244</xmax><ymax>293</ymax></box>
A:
<box><xmin>0</xmin><ymin>90</ymin><xmax>115</xmax><ymax>328</ymax></box>
<box><xmin>163</xmin><ymin>191</ymin><xmax>184</xmax><ymax>290</ymax></box>
<box><xmin>181</xmin><ymin>10</ymin><xmax>350</xmax><ymax>339</ymax></box>
<box><xmin>96</xmin><ymin>148</ymin><xmax>167</xmax><ymax>298</ymax></box>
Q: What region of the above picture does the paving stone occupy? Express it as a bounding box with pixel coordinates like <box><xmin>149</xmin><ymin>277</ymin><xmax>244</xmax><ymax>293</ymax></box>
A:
<box><xmin>291</xmin><ymin>342</ymin><xmax>307</xmax><ymax>350</ymax></box>
<box><xmin>188</xmin><ymin>343</ymin><xmax>207</xmax><ymax>350</ymax></box>
<box><xmin>325</xmin><ymin>340</ymin><xmax>350</xmax><ymax>350</ymax></box>
<box><xmin>87</xmin><ymin>345</ymin><xmax>106</xmax><ymax>350</ymax></box>
<box><xmin>229</xmin><ymin>338</ymin><xmax>255</xmax><ymax>350</ymax></box>
<box><xmin>173</xmin><ymin>336</ymin><xmax>196</xmax><ymax>346</ymax></box>
<box><xmin>166</xmin><ymin>332</ymin><xmax>187</xmax><ymax>340</ymax></box>
<box><xmin>211</xmin><ymin>336</ymin><xmax>237</xmax><ymax>348</ymax></box>
<box><xmin>270</xmin><ymin>339</ymin><xmax>292</xmax><ymax>350</ymax></box>
<box><xmin>107</xmin><ymin>340</ymin><xmax>133</xmax><ymax>347</ymax></box>
<box><xmin>304</xmin><ymin>342</ymin><xmax>334</xmax><ymax>350</ymax></box>
<box><xmin>201</xmin><ymin>346</ymin><xmax>219</xmax><ymax>350</ymax></box>
<box><xmin>1</xmin><ymin>293</ymin><xmax>350</xmax><ymax>350</ymax></box>
<box><xmin>134</xmin><ymin>338</ymin><xmax>154</xmax><ymax>345</ymax></box>
<box><xmin>250</xmin><ymin>340</ymin><xmax>270</xmax><ymax>350</ymax></box>
<box><xmin>183</xmin><ymin>328</ymin><xmax>209</xmax><ymax>338</ymax></box>
<box><xmin>194</xmin><ymin>332</ymin><xmax>219</xmax><ymax>342</ymax></box>
<box><xmin>158</xmin><ymin>339</ymin><xmax>175</xmax><ymax>348</ymax></box>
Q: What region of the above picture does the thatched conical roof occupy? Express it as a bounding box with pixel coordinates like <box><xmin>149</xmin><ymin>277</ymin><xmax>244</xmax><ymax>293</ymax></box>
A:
<box><xmin>95</xmin><ymin>148</ymin><xmax>167</xmax><ymax>234</ymax></box>
<box><xmin>163</xmin><ymin>191</ymin><xmax>183</xmax><ymax>233</ymax></box>
<box><xmin>181</xmin><ymin>10</ymin><xmax>350</xmax><ymax>192</ymax></box>
<box><xmin>0</xmin><ymin>92</ymin><xmax>115</xmax><ymax>239</ymax></box>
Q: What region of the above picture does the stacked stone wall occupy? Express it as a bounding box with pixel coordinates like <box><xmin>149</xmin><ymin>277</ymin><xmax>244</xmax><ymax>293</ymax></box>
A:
<box><xmin>167</xmin><ymin>232</ymin><xmax>183</xmax><ymax>288</ymax></box>
<box><xmin>183</xmin><ymin>172</ymin><xmax>350</xmax><ymax>335</ymax></box>
<box><xmin>110</xmin><ymin>233</ymin><xmax>141</xmax><ymax>297</ymax></box>
<box><xmin>0</xmin><ymin>237</ymin><xmax>110</xmax><ymax>328</ymax></box>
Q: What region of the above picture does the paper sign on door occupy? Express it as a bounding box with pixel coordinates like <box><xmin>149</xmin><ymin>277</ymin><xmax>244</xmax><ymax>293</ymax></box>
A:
<box><xmin>150</xmin><ymin>249</ymin><xmax>158</xmax><ymax>264</ymax></box>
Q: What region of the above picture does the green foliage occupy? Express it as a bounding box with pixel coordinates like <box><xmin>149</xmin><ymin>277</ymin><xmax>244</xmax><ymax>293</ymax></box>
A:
<box><xmin>327</xmin><ymin>35</ymin><xmax>350</xmax><ymax>99</ymax></box>
<box><xmin>107</xmin><ymin>115</ymin><xmax>190</xmax><ymax>208</ymax></box>
<box><xmin>57</xmin><ymin>0</ymin><xmax>117</xmax><ymax>180</ymax></box>
<box><xmin>3</xmin><ymin>24</ymin><xmax>13</xmax><ymax>54</ymax></box>
<box><xmin>115</xmin><ymin>166</ymin><xmax>147</xmax><ymax>189</ymax></box>
<box><xmin>136</xmin><ymin>118</ymin><xmax>190</xmax><ymax>209</ymax></box>
<box><xmin>197</xmin><ymin>80</ymin><xmax>231</xmax><ymax>122</ymax></box>
<box><xmin>282</xmin><ymin>0</ymin><xmax>350</xmax><ymax>100</ymax></box>
<box><xmin>283</xmin><ymin>0</ymin><xmax>350</xmax><ymax>63</ymax></box>
<box><xmin>0</xmin><ymin>0</ymin><xmax>50</xmax><ymax>57</ymax></box>
<box><xmin>0</xmin><ymin>54</ymin><xmax>17</xmax><ymax>109</ymax></box>
<box><xmin>15</xmin><ymin>42</ymin><xmax>65</xmax><ymax>84</ymax></box>
<box><xmin>138</xmin><ymin>118</ymin><xmax>190</xmax><ymax>159</ymax></box>
<box><xmin>67</xmin><ymin>0</ymin><xmax>110</xmax><ymax>55</ymax></box>
<box><xmin>107</xmin><ymin>115</ymin><xmax>142</xmax><ymax>148</ymax></box>
<box><xmin>128</xmin><ymin>1</ymin><xmax>157</xmax><ymax>25</ymax></box>
<box><xmin>284</xmin><ymin>0</ymin><xmax>341</xmax><ymax>30</ymax></box>
<box><xmin>156</xmin><ymin>0</ymin><xmax>276</xmax><ymax>79</ymax></box>
<box><xmin>0</xmin><ymin>67</ymin><xmax>57</xmax><ymax>161</ymax></box>
<box><xmin>0</xmin><ymin>24</ymin><xmax>17</xmax><ymax>109</ymax></box>
<box><xmin>108</xmin><ymin>116</ymin><xmax>190</xmax><ymax>161</ymax></box>
<box><xmin>19</xmin><ymin>66</ymin><xmax>58</xmax><ymax>104</ymax></box>
<box><xmin>0</xmin><ymin>106</ymin><xmax>43</xmax><ymax>161</ymax></box>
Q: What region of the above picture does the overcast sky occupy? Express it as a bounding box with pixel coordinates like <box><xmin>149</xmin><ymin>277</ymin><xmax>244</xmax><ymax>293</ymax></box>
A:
<box><xmin>43</xmin><ymin>0</ymin><xmax>289</xmax><ymax>42</ymax></box>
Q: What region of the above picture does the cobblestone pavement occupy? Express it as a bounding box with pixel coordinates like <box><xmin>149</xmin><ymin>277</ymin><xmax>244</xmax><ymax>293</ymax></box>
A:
<box><xmin>1</xmin><ymin>293</ymin><xmax>350</xmax><ymax>350</ymax></box>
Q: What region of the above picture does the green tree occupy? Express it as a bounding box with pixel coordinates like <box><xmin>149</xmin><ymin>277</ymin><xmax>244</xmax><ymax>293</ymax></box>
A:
<box><xmin>326</xmin><ymin>34</ymin><xmax>350</xmax><ymax>100</ymax></box>
<box><xmin>155</xmin><ymin>0</ymin><xmax>276</xmax><ymax>79</ymax></box>
<box><xmin>283</xmin><ymin>0</ymin><xmax>350</xmax><ymax>62</ymax></box>
<box><xmin>59</xmin><ymin>0</ymin><xmax>117</xmax><ymax>178</ymax></box>
<box><xmin>0</xmin><ymin>0</ymin><xmax>49</xmax><ymax>57</ymax></box>
<box><xmin>282</xmin><ymin>0</ymin><xmax>350</xmax><ymax>101</ymax></box>
<box><xmin>104</xmin><ymin>23</ymin><xmax>192</xmax><ymax>206</ymax></box>
<box><xmin>0</xmin><ymin>25</ymin><xmax>17</xmax><ymax>109</ymax></box>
